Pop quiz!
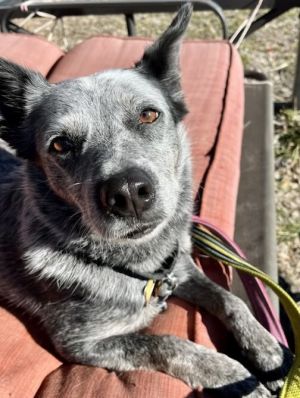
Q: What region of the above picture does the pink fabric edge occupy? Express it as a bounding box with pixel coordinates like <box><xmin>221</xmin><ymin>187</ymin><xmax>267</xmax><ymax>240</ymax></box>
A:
<box><xmin>192</xmin><ymin>215</ymin><xmax>288</xmax><ymax>347</ymax></box>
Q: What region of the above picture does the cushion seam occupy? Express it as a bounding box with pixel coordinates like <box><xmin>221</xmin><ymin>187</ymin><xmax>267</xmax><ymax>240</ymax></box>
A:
<box><xmin>196</xmin><ymin>42</ymin><xmax>234</xmax><ymax>214</ymax></box>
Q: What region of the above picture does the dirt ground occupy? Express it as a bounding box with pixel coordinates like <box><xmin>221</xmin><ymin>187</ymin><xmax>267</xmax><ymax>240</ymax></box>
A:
<box><xmin>19</xmin><ymin>8</ymin><xmax>300</xmax><ymax>292</ymax></box>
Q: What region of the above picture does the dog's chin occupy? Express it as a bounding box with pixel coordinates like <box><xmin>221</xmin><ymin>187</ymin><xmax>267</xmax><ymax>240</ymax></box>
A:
<box><xmin>120</xmin><ymin>223</ymin><xmax>157</xmax><ymax>239</ymax></box>
<box><xmin>90</xmin><ymin>218</ymin><xmax>167</xmax><ymax>245</ymax></box>
<box><xmin>115</xmin><ymin>220</ymin><xmax>167</xmax><ymax>244</ymax></box>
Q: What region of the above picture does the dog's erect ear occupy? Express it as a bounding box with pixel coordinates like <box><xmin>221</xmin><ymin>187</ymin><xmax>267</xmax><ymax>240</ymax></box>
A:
<box><xmin>0</xmin><ymin>58</ymin><xmax>50</xmax><ymax>158</ymax></box>
<box><xmin>135</xmin><ymin>3</ymin><xmax>192</xmax><ymax>122</ymax></box>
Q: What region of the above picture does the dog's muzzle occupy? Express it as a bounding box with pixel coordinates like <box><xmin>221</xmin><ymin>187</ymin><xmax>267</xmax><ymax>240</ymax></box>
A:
<box><xmin>99</xmin><ymin>168</ymin><xmax>155</xmax><ymax>219</ymax></box>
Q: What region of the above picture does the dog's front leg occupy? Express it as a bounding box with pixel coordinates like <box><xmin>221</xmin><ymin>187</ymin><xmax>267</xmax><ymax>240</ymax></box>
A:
<box><xmin>173</xmin><ymin>255</ymin><xmax>293</xmax><ymax>392</ymax></box>
<box><xmin>63</xmin><ymin>333</ymin><xmax>270</xmax><ymax>397</ymax></box>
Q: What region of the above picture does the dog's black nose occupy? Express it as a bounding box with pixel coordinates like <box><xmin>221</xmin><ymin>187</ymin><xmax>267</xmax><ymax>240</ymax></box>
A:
<box><xmin>99</xmin><ymin>169</ymin><xmax>155</xmax><ymax>218</ymax></box>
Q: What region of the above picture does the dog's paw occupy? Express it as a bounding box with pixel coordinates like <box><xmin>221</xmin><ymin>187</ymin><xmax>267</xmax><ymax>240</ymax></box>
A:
<box><xmin>251</xmin><ymin>339</ymin><xmax>292</xmax><ymax>372</ymax></box>
<box><xmin>256</xmin><ymin>344</ymin><xmax>293</xmax><ymax>394</ymax></box>
<box><xmin>193</xmin><ymin>349</ymin><xmax>273</xmax><ymax>398</ymax></box>
<box><xmin>264</xmin><ymin>378</ymin><xmax>284</xmax><ymax>395</ymax></box>
<box><xmin>241</xmin><ymin>331</ymin><xmax>293</xmax><ymax>394</ymax></box>
<box><xmin>229</xmin><ymin>302</ymin><xmax>293</xmax><ymax>386</ymax></box>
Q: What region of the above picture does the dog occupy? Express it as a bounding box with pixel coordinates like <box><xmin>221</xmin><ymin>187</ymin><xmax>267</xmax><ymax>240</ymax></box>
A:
<box><xmin>0</xmin><ymin>4</ymin><xmax>292</xmax><ymax>397</ymax></box>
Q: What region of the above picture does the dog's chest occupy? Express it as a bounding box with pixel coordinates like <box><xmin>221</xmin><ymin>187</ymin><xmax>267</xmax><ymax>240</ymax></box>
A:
<box><xmin>44</xmin><ymin>277</ymin><xmax>165</xmax><ymax>342</ymax></box>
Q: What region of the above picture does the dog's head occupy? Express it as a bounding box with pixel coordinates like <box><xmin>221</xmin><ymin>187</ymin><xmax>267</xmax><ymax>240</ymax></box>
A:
<box><xmin>0</xmin><ymin>4</ymin><xmax>193</xmax><ymax>244</ymax></box>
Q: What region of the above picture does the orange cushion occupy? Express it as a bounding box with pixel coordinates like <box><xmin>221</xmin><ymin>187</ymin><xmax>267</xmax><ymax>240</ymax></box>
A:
<box><xmin>0</xmin><ymin>33</ymin><xmax>63</xmax><ymax>75</ymax></box>
<box><xmin>0</xmin><ymin>35</ymin><xmax>244</xmax><ymax>398</ymax></box>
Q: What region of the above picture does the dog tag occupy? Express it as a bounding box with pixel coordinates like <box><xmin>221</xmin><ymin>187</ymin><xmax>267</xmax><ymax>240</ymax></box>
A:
<box><xmin>144</xmin><ymin>279</ymin><xmax>155</xmax><ymax>305</ymax></box>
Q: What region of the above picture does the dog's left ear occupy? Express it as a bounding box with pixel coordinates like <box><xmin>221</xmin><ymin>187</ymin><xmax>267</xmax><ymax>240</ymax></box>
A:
<box><xmin>0</xmin><ymin>58</ymin><xmax>50</xmax><ymax>158</ymax></box>
<box><xmin>135</xmin><ymin>3</ymin><xmax>193</xmax><ymax>122</ymax></box>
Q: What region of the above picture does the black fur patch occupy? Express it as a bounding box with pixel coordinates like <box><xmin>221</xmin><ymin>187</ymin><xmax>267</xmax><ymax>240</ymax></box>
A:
<box><xmin>0</xmin><ymin>58</ymin><xmax>48</xmax><ymax>159</ymax></box>
<box><xmin>0</xmin><ymin>59</ymin><xmax>33</xmax><ymax>125</ymax></box>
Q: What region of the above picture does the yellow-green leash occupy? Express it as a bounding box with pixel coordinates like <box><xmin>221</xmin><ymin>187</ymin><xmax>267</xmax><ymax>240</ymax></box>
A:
<box><xmin>191</xmin><ymin>223</ymin><xmax>300</xmax><ymax>398</ymax></box>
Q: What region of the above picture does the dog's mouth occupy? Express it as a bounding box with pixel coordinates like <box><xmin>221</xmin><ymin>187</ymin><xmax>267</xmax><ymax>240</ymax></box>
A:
<box><xmin>121</xmin><ymin>223</ymin><xmax>157</xmax><ymax>240</ymax></box>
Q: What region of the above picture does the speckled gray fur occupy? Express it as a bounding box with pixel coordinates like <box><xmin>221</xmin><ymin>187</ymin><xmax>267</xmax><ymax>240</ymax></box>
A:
<box><xmin>0</xmin><ymin>4</ymin><xmax>292</xmax><ymax>397</ymax></box>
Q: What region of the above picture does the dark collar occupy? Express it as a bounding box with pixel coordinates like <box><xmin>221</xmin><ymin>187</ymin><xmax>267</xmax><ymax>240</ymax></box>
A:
<box><xmin>112</xmin><ymin>243</ymin><xmax>179</xmax><ymax>282</ymax></box>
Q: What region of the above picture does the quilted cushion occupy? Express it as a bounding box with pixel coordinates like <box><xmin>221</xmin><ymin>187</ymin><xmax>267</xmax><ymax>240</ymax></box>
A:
<box><xmin>0</xmin><ymin>34</ymin><xmax>244</xmax><ymax>398</ymax></box>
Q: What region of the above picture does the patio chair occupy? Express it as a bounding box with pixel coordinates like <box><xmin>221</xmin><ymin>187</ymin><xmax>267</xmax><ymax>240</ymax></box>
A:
<box><xmin>0</xmin><ymin>5</ymin><xmax>286</xmax><ymax>398</ymax></box>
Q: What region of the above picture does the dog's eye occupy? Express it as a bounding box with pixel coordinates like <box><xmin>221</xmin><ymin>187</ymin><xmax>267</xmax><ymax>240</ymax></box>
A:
<box><xmin>50</xmin><ymin>137</ymin><xmax>73</xmax><ymax>155</ymax></box>
<box><xmin>139</xmin><ymin>109</ymin><xmax>159</xmax><ymax>124</ymax></box>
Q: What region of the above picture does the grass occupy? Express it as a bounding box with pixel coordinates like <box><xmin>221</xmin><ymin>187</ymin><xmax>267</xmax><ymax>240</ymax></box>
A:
<box><xmin>275</xmin><ymin>109</ymin><xmax>300</xmax><ymax>166</ymax></box>
<box><xmin>277</xmin><ymin>207</ymin><xmax>300</xmax><ymax>242</ymax></box>
<box><xmin>274</xmin><ymin>108</ymin><xmax>300</xmax><ymax>290</ymax></box>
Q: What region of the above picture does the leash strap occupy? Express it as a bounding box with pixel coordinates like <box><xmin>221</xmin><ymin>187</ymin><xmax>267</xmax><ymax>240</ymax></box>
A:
<box><xmin>191</xmin><ymin>222</ymin><xmax>300</xmax><ymax>398</ymax></box>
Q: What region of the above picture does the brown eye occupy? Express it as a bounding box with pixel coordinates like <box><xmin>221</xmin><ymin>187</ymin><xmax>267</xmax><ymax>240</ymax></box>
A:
<box><xmin>53</xmin><ymin>141</ymin><xmax>63</xmax><ymax>152</ymax></box>
<box><xmin>139</xmin><ymin>109</ymin><xmax>159</xmax><ymax>124</ymax></box>
<box><xmin>50</xmin><ymin>137</ymin><xmax>73</xmax><ymax>155</ymax></box>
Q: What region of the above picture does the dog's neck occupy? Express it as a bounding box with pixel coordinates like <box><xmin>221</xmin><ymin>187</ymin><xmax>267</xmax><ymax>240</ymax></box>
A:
<box><xmin>112</xmin><ymin>242</ymin><xmax>179</xmax><ymax>281</ymax></box>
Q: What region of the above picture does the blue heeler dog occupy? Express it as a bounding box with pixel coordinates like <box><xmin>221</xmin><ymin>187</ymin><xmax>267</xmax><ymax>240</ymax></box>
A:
<box><xmin>0</xmin><ymin>4</ymin><xmax>292</xmax><ymax>397</ymax></box>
